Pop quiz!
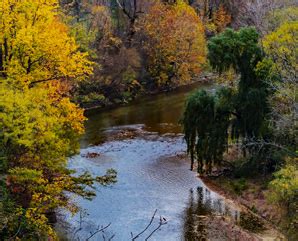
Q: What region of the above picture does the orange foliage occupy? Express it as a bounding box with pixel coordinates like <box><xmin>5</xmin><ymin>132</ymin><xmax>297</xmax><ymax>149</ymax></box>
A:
<box><xmin>141</xmin><ymin>1</ymin><xmax>206</xmax><ymax>88</ymax></box>
<box><xmin>213</xmin><ymin>5</ymin><xmax>232</xmax><ymax>33</ymax></box>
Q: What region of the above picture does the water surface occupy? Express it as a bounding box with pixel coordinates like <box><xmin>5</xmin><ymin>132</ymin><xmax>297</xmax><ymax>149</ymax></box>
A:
<box><xmin>80</xmin><ymin>82</ymin><xmax>216</xmax><ymax>148</ymax></box>
<box><xmin>65</xmin><ymin>82</ymin><xmax>269</xmax><ymax>240</ymax></box>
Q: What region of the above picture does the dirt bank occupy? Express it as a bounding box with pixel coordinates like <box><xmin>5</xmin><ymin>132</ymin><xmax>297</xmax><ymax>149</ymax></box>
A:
<box><xmin>200</xmin><ymin>176</ymin><xmax>287</xmax><ymax>240</ymax></box>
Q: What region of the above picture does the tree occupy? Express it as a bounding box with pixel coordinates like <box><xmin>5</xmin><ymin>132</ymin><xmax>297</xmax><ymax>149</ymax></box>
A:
<box><xmin>228</xmin><ymin>0</ymin><xmax>296</xmax><ymax>34</ymax></box>
<box><xmin>1</xmin><ymin>84</ymin><xmax>112</xmax><ymax>239</ymax></box>
<box><xmin>182</xmin><ymin>28</ymin><xmax>271</xmax><ymax>173</ymax></box>
<box><xmin>267</xmin><ymin>157</ymin><xmax>298</xmax><ymax>240</ymax></box>
<box><xmin>0</xmin><ymin>0</ymin><xmax>93</xmax><ymax>87</ymax></box>
<box><xmin>190</xmin><ymin>1</ymin><xmax>231</xmax><ymax>35</ymax></box>
<box><xmin>268</xmin><ymin>158</ymin><xmax>298</xmax><ymax>212</ymax></box>
<box><xmin>141</xmin><ymin>0</ymin><xmax>206</xmax><ymax>88</ymax></box>
<box><xmin>258</xmin><ymin>21</ymin><xmax>297</xmax><ymax>240</ymax></box>
<box><xmin>0</xmin><ymin>1</ymin><xmax>116</xmax><ymax>239</ymax></box>
<box><xmin>115</xmin><ymin>0</ymin><xmax>156</xmax><ymax>45</ymax></box>
<box><xmin>208</xmin><ymin>28</ymin><xmax>270</xmax><ymax>139</ymax></box>
<box><xmin>264</xmin><ymin>6</ymin><xmax>298</xmax><ymax>33</ymax></box>
<box><xmin>213</xmin><ymin>4</ymin><xmax>231</xmax><ymax>33</ymax></box>
<box><xmin>257</xmin><ymin>22</ymin><xmax>297</xmax><ymax>150</ymax></box>
<box><xmin>183</xmin><ymin>89</ymin><xmax>232</xmax><ymax>173</ymax></box>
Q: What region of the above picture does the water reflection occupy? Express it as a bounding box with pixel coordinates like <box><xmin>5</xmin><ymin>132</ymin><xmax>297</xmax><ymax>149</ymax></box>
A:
<box><xmin>183</xmin><ymin>188</ymin><xmax>210</xmax><ymax>241</ymax></box>
<box><xmin>81</xmin><ymin>82</ymin><xmax>213</xmax><ymax>148</ymax></box>
<box><xmin>66</xmin><ymin>80</ymin><xmax>272</xmax><ymax>240</ymax></box>
<box><xmin>183</xmin><ymin>187</ymin><xmax>243</xmax><ymax>240</ymax></box>
<box><xmin>183</xmin><ymin>185</ymin><xmax>267</xmax><ymax>241</ymax></box>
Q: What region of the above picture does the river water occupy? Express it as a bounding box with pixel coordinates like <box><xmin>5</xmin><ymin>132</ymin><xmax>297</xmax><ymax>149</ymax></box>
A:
<box><xmin>63</xmin><ymin>82</ymin><xmax>274</xmax><ymax>241</ymax></box>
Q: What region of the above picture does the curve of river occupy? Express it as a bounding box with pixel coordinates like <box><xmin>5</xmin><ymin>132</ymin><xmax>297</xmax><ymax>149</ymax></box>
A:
<box><xmin>61</xmin><ymin>82</ymin><xmax>281</xmax><ymax>241</ymax></box>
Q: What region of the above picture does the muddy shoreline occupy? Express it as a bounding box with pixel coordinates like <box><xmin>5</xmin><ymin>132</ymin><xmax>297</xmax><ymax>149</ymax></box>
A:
<box><xmin>199</xmin><ymin>176</ymin><xmax>287</xmax><ymax>240</ymax></box>
<box><xmin>157</xmin><ymin>153</ymin><xmax>286</xmax><ymax>241</ymax></box>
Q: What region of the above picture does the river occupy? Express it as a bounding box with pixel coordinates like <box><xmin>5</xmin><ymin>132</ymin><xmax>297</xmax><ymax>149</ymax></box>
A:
<box><xmin>62</xmin><ymin>82</ymin><xmax>279</xmax><ymax>241</ymax></box>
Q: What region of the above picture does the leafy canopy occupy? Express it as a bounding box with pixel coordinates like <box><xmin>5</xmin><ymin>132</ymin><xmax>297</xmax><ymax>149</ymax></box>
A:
<box><xmin>141</xmin><ymin>0</ymin><xmax>206</xmax><ymax>88</ymax></box>
<box><xmin>0</xmin><ymin>0</ymin><xmax>93</xmax><ymax>87</ymax></box>
<box><xmin>183</xmin><ymin>27</ymin><xmax>271</xmax><ymax>173</ymax></box>
<box><xmin>0</xmin><ymin>1</ymin><xmax>116</xmax><ymax>239</ymax></box>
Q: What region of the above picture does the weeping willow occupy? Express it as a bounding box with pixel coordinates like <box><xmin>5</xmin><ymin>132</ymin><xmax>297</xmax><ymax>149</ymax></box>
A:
<box><xmin>182</xmin><ymin>27</ymin><xmax>271</xmax><ymax>174</ymax></box>
<box><xmin>183</xmin><ymin>89</ymin><xmax>232</xmax><ymax>173</ymax></box>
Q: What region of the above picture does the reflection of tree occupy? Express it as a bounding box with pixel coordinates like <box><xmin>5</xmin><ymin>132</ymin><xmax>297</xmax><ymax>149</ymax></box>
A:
<box><xmin>183</xmin><ymin>189</ymin><xmax>196</xmax><ymax>240</ymax></box>
<box><xmin>183</xmin><ymin>187</ymin><xmax>213</xmax><ymax>241</ymax></box>
<box><xmin>183</xmin><ymin>186</ymin><xmax>266</xmax><ymax>240</ymax></box>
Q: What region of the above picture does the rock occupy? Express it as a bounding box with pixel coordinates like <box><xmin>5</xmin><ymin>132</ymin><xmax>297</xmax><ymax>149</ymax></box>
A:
<box><xmin>82</xmin><ymin>152</ymin><xmax>101</xmax><ymax>158</ymax></box>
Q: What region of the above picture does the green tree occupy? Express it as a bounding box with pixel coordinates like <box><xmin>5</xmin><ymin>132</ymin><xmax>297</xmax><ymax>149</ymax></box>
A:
<box><xmin>183</xmin><ymin>88</ymin><xmax>232</xmax><ymax>173</ymax></box>
<box><xmin>267</xmin><ymin>158</ymin><xmax>298</xmax><ymax>239</ymax></box>
<box><xmin>182</xmin><ymin>27</ymin><xmax>271</xmax><ymax>173</ymax></box>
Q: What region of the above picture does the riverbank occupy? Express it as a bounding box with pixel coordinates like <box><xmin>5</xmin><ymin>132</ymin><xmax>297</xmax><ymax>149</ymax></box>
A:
<box><xmin>160</xmin><ymin>155</ymin><xmax>285</xmax><ymax>241</ymax></box>
<box><xmin>65</xmin><ymin>82</ymin><xmax>288</xmax><ymax>240</ymax></box>
<box><xmin>80</xmin><ymin>72</ymin><xmax>215</xmax><ymax>115</ymax></box>
<box><xmin>200</xmin><ymin>175</ymin><xmax>289</xmax><ymax>240</ymax></box>
<box><xmin>66</xmin><ymin>124</ymin><xmax>286</xmax><ymax>240</ymax></box>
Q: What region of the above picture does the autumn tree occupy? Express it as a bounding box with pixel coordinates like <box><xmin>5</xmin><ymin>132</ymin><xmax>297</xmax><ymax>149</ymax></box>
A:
<box><xmin>213</xmin><ymin>4</ymin><xmax>231</xmax><ymax>33</ymax></box>
<box><xmin>264</xmin><ymin>7</ymin><xmax>298</xmax><ymax>33</ymax></box>
<box><xmin>224</xmin><ymin>0</ymin><xmax>296</xmax><ymax>33</ymax></box>
<box><xmin>257</xmin><ymin>23</ymin><xmax>297</xmax><ymax>234</ymax></box>
<box><xmin>114</xmin><ymin>0</ymin><xmax>157</xmax><ymax>45</ymax></box>
<box><xmin>0</xmin><ymin>0</ymin><xmax>116</xmax><ymax>239</ymax></box>
<box><xmin>257</xmin><ymin>21</ymin><xmax>297</xmax><ymax>150</ymax></box>
<box><xmin>141</xmin><ymin>0</ymin><xmax>206</xmax><ymax>89</ymax></box>
<box><xmin>63</xmin><ymin>1</ymin><xmax>144</xmax><ymax>107</ymax></box>
<box><xmin>0</xmin><ymin>0</ymin><xmax>93</xmax><ymax>87</ymax></box>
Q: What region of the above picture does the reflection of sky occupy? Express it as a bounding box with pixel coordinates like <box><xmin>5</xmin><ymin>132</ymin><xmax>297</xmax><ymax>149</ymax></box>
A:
<box><xmin>64</xmin><ymin>130</ymin><xmax>241</xmax><ymax>241</ymax></box>
<box><xmin>63</xmin><ymin>82</ymin><xmax>250</xmax><ymax>240</ymax></box>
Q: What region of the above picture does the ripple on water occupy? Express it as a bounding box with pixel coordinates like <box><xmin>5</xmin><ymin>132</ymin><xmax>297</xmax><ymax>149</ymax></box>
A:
<box><xmin>62</xmin><ymin>126</ymin><xmax>273</xmax><ymax>241</ymax></box>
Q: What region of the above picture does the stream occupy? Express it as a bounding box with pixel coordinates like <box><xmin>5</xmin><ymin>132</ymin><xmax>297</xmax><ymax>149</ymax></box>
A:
<box><xmin>62</xmin><ymin>82</ymin><xmax>280</xmax><ymax>241</ymax></box>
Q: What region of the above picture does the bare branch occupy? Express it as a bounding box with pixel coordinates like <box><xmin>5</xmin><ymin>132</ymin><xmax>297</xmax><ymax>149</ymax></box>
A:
<box><xmin>145</xmin><ymin>216</ymin><xmax>168</xmax><ymax>241</ymax></box>
<box><xmin>86</xmin><ymin>223</ymin><xmax>111</xmax><ymax>241</ymax></box>
<box><xmin>108</xmin><ymin>234</ymin><xmax>115</xmax><ymax>240</ymax></box>
<box><xmin>132</xmin><ymin>209</ymin><xmax>157</xmax><ymax>240</ymax></box>
<box><xmin>116</xmin><ymin>0</ymin><xmax>132</xmax><ymax>19</ymax></box>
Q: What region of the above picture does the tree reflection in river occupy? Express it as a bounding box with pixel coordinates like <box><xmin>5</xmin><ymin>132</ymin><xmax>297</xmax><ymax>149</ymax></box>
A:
<box><xmin>182</xmin><ymin>184</ymin><xmax>269</xmax><ymax>241</ymax></box>
<box><xmin>183</xmin><ymin>187</ymin><xmax>210</xmax><ymax>240</ymax></box>
<box><xmin>183</xmin><ymin>186</ymin><xmax>242</xmax><ymax>240</ymax></box>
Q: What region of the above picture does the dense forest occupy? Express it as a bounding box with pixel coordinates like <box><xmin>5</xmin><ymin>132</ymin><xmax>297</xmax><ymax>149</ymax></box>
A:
<box><xmin>0</xmin><ymin>0</ymin><xmax>297</xmax><ymax>240</ymax></box>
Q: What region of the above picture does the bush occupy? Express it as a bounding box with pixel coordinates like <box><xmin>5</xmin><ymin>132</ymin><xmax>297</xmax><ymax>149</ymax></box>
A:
<box><xmin>230</xmin><ymin>178</ymin><xmax>248</xmax><ymax>195</ymax></box>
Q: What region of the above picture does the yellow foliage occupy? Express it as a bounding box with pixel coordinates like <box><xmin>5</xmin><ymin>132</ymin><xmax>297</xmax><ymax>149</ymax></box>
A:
<box><xmin>0</xmin><ymin>1</ymin><xmax>95</xmax><ymax>238</ymax></box>
<box><xmin>262</xmin><ymin>21</ymin><xmax>297</xmax><ymax>78</ymax></box>
<box><xmin>0</xmin><ymin>83</ymin><xmax>86</xmax><ymax>238</ymax></box>
<box><xmin>0</xmin><ymin>84</ymin><xmax>85</xmax><ymax>168</ymax></box>
<box><xmin>261</xmin><ymin>21</ymin><xmax>297</xmax><ymax>142</ymax></box>
<box><xmin>0</xmin><ymin>0</ymin><xmax>93</xmax><ymax>87</ymax></box>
